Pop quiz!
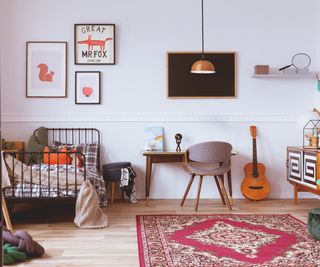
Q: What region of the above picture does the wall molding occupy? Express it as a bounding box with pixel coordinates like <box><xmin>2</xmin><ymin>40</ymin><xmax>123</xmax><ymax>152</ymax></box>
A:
<box><xmin>1</xmin><ymin>113</ymin><xmax>299</xmax><ymax>123</ymax></box>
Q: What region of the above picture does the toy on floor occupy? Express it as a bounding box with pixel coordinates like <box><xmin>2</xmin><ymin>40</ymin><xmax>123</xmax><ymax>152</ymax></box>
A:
<box><xmin>3</xmin><ymin>243</ymin><xmax>27</xmax><ymax>265</ymax></box>
<box><xmin>308</xmin><ymin>207</ymin><xmax>320</xmax><ymax>240</ymax></box>
<box><xmin>2</xmin><ymin>227</ymin><xmax>45</xmax><ymax>265</ymax></box>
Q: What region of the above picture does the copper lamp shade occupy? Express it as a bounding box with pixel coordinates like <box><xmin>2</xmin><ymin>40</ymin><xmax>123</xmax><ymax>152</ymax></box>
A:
<box><xmin>191</xmin><ymin>59</ymin><xmax>215</xmax><ymax>74</ymax></box>
<box><xmin>191</xmin><ymin>0</ymin><xmax>215</xmax><ymax>74</ymax></box>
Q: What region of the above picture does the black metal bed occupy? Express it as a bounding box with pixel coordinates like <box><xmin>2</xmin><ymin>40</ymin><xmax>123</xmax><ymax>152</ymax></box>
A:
<box><xmin>3</xmin><ymin>127</ymin><xmax>101</xmax><ymax>207</ymax></box>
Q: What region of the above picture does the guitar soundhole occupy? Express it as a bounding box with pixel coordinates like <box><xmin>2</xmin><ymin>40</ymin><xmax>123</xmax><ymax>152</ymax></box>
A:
<box><xmin>249</xmin><ymin>186</ymin><xmax>264</xmax><ymax>190</ymax></box>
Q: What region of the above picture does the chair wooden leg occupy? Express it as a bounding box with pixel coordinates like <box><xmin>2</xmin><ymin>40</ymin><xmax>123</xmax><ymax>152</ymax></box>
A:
<box><xmin>195</xmin><ymin>175</ymin><xmax>203</xmax><ymax>211</ymax></box>
<box><xmin>111</xmin><ymin>182</ymin><xmax>115</xmax><ymax>204</ymax></box>
<box><xmin>2</xmin><ymin>193</ymin><xmax>13</xmax><ymax>232</ymax></box>
<box><xmin>218</xmin><ymin>174</ymin><xmax>232</xmax><ymax>210</ymax></box>
<box><xmin>214</xmin><ymin>175</ymin><xmax>226</xmax><ymax>205</ymax></box>
<box><xmin>181</xmin><ymin>173</ymin><xmax>195</xmax><ymax>207</ymax></box>
<box><xmin>227</xmin><ymin>170</ymin><xmax>233</xmax><ymax>206</ymax></box>
<box><xmin>294</xmin><ymin>184</ymin><xmax>298</xmax><ymax>204</ymax></box>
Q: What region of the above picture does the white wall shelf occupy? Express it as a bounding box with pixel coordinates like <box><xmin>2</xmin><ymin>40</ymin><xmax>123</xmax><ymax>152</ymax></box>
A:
<box><xmin>252</xmin><ymin>67</ymin><xmax>317</xmax><ymax>78</ymax></box>
<box><xmin>252</xmin><ymin>73</ymin><xmax>317</xmax><ymax>78</ymax></box>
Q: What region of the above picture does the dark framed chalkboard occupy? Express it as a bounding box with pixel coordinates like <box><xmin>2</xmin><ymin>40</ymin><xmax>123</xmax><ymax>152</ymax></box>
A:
<box><xmin>167</xmin><ymin>52</ymin><xmax>237</xmax><ymax>98</ymax></box>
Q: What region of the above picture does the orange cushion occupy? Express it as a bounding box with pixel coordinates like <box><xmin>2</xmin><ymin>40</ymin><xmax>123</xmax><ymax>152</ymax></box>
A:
<box><xmin>43</xmin><ymin>146</ymin><xmax>71</xmax><ymax>165</ymax></box>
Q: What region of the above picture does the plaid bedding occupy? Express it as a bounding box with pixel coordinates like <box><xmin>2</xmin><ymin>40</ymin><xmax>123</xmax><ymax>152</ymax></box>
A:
<box><xmin>4</xmin><ymin>183</ymin><xmax>76</xmax><ymax>198</ymax></box>
<box><xmin>76</xmin><ymin>142</ymin><xmax>99</xmax><ymax>170</ymax></box>
<box><xmin>86</xmin><ymin>168</ymin><xmax>107</xmax><ymax>206</ymax></box>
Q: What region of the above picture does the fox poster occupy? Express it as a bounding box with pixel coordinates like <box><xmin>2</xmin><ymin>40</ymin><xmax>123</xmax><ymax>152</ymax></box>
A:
<box><xmin>75</xmin><ymin>24</ymin><xmax>115</xmax><ymax>65</ymax></box>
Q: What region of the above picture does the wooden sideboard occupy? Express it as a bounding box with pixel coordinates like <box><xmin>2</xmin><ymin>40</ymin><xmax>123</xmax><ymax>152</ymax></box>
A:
<box><xmin>287</xmin><ymin>146</ymin><xmax>320</xmax><ymax>203</ymax></box>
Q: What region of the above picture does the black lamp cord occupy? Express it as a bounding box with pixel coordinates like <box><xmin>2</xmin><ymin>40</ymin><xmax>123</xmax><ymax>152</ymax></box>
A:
<box><xmin>201</xmin><ymin>0</ymin><xmax>205</xmax><ymax>60</ymax></box>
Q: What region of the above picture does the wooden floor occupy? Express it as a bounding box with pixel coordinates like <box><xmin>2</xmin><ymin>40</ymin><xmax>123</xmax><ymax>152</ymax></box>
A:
<box><xmin>8</xmin><ymin>198</ymin><xmax>319</xmax><ymax>267</ymax></box>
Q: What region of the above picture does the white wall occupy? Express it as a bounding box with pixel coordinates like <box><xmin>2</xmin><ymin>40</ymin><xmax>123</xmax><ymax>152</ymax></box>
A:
<box><xmin>1</xmin><ymin>0</ymin><xmax>319</xmax><ymax>199</ymax></box>
<box><xmin>315</xmin><ymin>0</ymin><xmax>320</xmax><ymax>105</ymax></box>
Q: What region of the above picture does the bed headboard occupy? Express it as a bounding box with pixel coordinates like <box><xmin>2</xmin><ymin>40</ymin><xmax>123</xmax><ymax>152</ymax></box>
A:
<box><xmin>33</xmin><ymin>127</ymin><xmax>101</xmax><ymax>169</ymax></box>
<box><xmin>34</xmin><ymin>128</ymin><xmax>100</xmax><ymax>146</ymax></box>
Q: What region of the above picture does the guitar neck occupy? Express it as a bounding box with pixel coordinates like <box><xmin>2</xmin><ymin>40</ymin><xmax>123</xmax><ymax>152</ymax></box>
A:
<box><xmin>252</xmin><ymin>138</ymin><xmax>259</xmax><ymax>177</ymax></box>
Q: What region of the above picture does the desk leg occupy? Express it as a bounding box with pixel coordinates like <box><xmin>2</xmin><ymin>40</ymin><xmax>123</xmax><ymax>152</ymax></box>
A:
<box><xmin>145</xmin><ymin>156</ymin><xmax>152</xmax><ymax>206</ymax></box>
<box><xmin>227</xmin><ymin>170</ymin><xmax>233</xmax><ymax>206</ymax></box>
<box><xmin>2</xmin><ymin>193</ymin><xmax>13</xmax><ymax>232</ymax></box>
<box><xmin>294</xmin><ymin>184</ymin><xmax>298</xmax><ymax>204</ymax></box>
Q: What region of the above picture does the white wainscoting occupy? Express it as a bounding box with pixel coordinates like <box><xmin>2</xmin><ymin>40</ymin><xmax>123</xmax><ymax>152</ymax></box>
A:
<box><xmin>2</xmin><ymin>113</ymin><xmax>299</xmax><ymax>123</ymax></box>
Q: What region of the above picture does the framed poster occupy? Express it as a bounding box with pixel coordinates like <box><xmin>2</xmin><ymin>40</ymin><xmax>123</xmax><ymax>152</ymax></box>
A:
<box><xmin>75</xmin><ymin>71</ymin><xmax>101</xmax><ymax>104</ymax></box>
<box><xmin>167</xmin><ymin>52</ymin><xmax>237</xmax><ymax>98</ymax></box>
<box><xmin>26</xmin><ymin>42</ymin><xmax>67</xmax><ymax>98</ymax></box>
<box><xmin>74</xmin><ymin>24</ymin><xmax>115</xmax><ymax>65</ymax></box>
<box><xmin>143</xmin><ymin>127</ymin><xmax>164</xmax><ymax>151</ymax></box>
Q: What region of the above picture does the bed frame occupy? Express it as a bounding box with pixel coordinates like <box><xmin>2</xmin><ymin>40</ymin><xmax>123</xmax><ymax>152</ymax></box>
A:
<box><xmin>3</xmin><ymin>127</ymin><xmax>100</xmax><ymax>207</ymax></box>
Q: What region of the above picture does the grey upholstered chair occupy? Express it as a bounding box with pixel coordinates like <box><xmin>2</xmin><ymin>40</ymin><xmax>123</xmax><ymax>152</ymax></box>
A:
<box><xmin>181</xmin><ymin>141</ymin><xmax>233</xmax><ymax>211</ymax></box>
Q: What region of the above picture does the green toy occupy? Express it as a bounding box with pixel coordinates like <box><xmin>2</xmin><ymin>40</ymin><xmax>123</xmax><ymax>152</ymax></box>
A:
<box><xmin>3</xmin><ymin>243</ymin><xmax>27</xmax><ymax>265</ymax></box>
<box><xmin>308</xmin><ymin>207</ymin><xmax>320</xmax><ymax>240</ymax></box>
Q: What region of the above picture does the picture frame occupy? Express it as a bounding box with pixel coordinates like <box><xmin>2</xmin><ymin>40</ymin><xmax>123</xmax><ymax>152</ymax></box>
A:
<box><xmin>143</xmin><ymin>127</ymin><xmax>164</xmax><ymax>151</ymax></box>
<box><xmin>26</xmin><ymin>42</ymin><xmax>67</xmax><ymax>98</ymax></box>
<box><xmin>75</xmin><ymin>71</ymin><xmax>101</xmax><ymax>104</ymax></box>
<box><xmin>74</xmin><ymin>24</ymin><xmax>115</xmax><ymax>65</ymax></box>
<box><xmin>167</xmin><ymin>52</ymin><xmax>237</xmax><ymax>98</ymax></box>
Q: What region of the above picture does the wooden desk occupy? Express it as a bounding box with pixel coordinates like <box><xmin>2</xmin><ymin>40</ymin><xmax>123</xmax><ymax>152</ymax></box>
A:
<box><xmin>142</xmin><ymin>150</ymin><xmax>237</xmax><ymax>206</ymax></box>
<box><xmin>143</xmin><ymin>151</ymin><xmax>185</xmax><ymax>206</ymax></box>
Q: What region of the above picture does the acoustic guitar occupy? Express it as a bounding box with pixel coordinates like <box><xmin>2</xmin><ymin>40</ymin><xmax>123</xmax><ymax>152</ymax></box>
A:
<box><xmin>241</xmin><ymin>126</ymin><xmax>270</xmax><ymax>200</ymax></box>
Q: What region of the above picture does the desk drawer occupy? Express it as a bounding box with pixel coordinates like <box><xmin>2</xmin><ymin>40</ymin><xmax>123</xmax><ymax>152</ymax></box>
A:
<box><xmin>151</xmin><ymin>155</ymin><xmax>185</xmax><ymax>163</ymax></box>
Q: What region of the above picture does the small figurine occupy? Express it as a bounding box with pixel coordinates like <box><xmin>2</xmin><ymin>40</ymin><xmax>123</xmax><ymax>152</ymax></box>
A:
<box><xmin>175</xmin><ymin>133</ymin><xmax>182</xmax><ymax>152</ymax></box>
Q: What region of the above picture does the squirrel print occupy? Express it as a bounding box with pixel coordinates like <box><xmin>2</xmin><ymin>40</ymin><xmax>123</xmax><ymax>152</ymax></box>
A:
<box><xmin>37</xmin><ymin>63</ymin><xmax>54</xmax><ymax>82</ymax></box>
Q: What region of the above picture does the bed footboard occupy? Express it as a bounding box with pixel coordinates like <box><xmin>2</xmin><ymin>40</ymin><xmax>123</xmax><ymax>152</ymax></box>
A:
<box><xmin>3</xmin><ymin>151</ymin><xmax>86</xmax><ymax>203</ymax></box>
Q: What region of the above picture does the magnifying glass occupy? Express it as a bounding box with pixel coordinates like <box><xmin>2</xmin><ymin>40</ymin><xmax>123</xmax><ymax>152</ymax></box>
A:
<box><xmin>279</xmin><ymin>53</ymin><xmax>311</xmax><ymax>72</ymax></box>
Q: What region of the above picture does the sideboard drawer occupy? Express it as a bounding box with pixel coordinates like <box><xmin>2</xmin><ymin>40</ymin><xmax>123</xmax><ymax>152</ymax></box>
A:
<box><xmin>303</xmin><ymin>152</ymin><xmax>318</xmax><ymax>189</ymax></box>
<box><xmin>287</xmin><ymin>148</ymin><xmax>303</xmax><ymax>183</ymax></box>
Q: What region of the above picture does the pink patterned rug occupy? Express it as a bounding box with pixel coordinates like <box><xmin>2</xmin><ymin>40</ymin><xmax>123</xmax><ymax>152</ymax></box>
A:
<box><xmin>136</xmin><ymin>214</ymin><xmax>320</xmax><ymax>266</ymax></box>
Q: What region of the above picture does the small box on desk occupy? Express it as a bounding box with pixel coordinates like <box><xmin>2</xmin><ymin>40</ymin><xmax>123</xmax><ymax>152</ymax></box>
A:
<box><xmin>254</xmin><ymin>65</ymin><xmax>269</xmax><ymax>74</ymax></box>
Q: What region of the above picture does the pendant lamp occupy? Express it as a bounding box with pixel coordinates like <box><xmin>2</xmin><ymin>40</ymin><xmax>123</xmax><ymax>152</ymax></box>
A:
<box><xmin>191</xmin><ymin>0</ymin><xmax>215</xmax><ymax>74</ymax></box>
